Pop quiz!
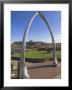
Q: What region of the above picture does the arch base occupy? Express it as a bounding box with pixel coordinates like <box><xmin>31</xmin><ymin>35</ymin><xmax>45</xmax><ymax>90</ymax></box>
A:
<box><xmin>20</xmin><ymin>65</ymin><xmax>29</xmax><ymax>79</ymax></box>
<box><xmin>52</xmin><ymin>57</ymin><xmax>58</xmax><ymax>67</ymax></box>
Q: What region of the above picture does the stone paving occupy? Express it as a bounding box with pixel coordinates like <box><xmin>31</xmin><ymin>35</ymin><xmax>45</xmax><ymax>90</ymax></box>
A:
<box><xmin>11</xmin><ymin>61</ymin><xmax>61</xmax><ymax>79</ymax></box>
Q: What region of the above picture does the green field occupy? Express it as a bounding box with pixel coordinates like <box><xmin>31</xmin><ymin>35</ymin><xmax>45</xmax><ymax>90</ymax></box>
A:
<box><xmin>13</xmin><ymin>49</ymin><xmax>61</xmax><ymax>62</ymax></box>
<box><xmin>25</xmin><ymin>50</ymin><xmax>61</xmax><ymax>59</ymax></box>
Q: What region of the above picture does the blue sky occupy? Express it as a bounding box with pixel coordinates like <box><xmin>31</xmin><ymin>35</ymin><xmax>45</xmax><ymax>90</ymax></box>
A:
<box><xmin>11</xmin><ymin>11</ymin><xmax>61</xmax><ymax>43</ymax></box>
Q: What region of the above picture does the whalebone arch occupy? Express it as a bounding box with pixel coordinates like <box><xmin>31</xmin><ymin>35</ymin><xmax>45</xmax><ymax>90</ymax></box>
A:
<box><xmin>20</xmin><ymin>12</ymin><xmax>58</xmax><ymax>79</ymax></box>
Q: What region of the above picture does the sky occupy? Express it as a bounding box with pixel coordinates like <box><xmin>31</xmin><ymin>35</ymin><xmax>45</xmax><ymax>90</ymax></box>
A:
<box><xmin>11</xmin><ymin>11</ymin><xmax>61</xmax><ymax>43</ymax></box>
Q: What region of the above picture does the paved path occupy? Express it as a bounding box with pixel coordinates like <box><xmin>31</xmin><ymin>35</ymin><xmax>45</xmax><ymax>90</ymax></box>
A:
<box><xmin>53</xmin><ymin>74</ymin><xmax>61</xmax><ymax>79</ymax></box>
<box><xmin>11</xmin><ymin>61</ymin><xmax>61</xmax><ymax>79</ymax></box>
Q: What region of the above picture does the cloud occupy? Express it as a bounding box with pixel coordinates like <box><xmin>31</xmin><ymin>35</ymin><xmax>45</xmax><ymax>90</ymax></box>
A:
<box><xmin>54</xmin><ymin>34</ymin><xmax>61</xmax><ymax>43</ymax></box>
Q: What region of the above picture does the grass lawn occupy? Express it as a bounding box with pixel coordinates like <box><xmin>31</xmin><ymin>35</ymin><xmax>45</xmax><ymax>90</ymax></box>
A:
<box><xmin>25</xmin><ymin>50</ymin><xmax>61</xmax><ymax>59</ymax></box>
<box><xmin>13</xmin><ymin>49</ymin><xmax>61</xmax><ymax>62</ymax></box>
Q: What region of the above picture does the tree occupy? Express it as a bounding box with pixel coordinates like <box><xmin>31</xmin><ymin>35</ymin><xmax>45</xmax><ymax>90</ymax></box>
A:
<box><xmin>29</xmin><ymin>40</ymin><xmax>33</xmax><ymax>45</ymax></box>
